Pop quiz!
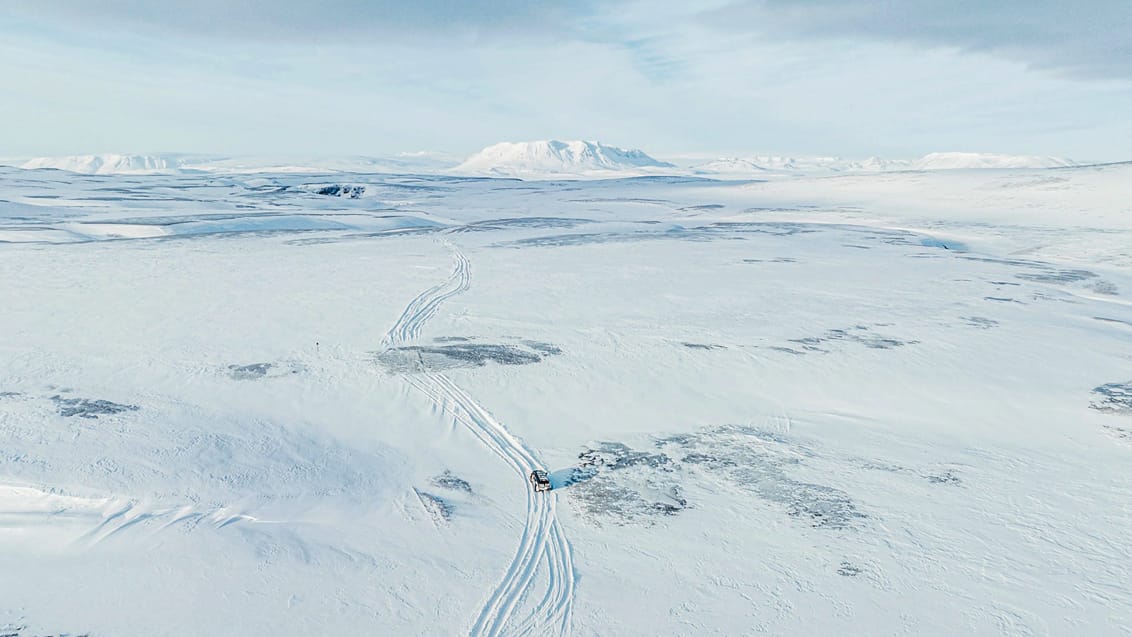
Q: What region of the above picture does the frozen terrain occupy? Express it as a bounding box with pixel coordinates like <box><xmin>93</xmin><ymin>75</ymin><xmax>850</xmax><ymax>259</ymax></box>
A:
<box><xmin>1</xmin><ymin>160</ymin><xmax>1131</xmax><ymax>636</ymax></box>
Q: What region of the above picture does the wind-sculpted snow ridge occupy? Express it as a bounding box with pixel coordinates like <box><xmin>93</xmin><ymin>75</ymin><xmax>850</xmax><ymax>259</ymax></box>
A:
<box><xmin>381</xmin><ymin>241</ymin><xmax>576</xmax><ymax>637</ymax></box>
<box><xmin>0</xmin><ymin>483</ymin><xmax>259</xmax><ymax>551</ymax></box>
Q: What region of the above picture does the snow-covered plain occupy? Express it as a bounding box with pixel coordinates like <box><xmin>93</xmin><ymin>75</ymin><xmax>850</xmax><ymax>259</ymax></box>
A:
<box><xmin>1</xmin><ymin>162</ymin><xmax>1131</xmax><ymax>636</ymax></box>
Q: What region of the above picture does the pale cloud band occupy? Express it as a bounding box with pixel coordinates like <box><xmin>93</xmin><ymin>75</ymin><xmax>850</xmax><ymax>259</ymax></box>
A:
<box><xmin>12</xmin><ymin>0</ymin><xmax>1129</xmax><ymax>80</ymax></box>
<box><xmin>704</xmin><ymin>0</ymin><xmax>1132</xmax><ymax>80</ymax></box>
<box><xmin>7</xmin><ymin>0</ymin><xmax>596</xmax><ymax>41</ymax></box>
<box><xmin>2</xmin><ymin>0</ymin><xmax>1129</xmax><ymax>159</ymax></box>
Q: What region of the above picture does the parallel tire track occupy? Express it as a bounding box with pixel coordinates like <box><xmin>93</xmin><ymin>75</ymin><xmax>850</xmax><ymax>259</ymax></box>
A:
<box><xmin>382</xmin><ymin>241</ymin><xmax>575</xmax><ymax>636</ymax></box>
<box><xmin>382</xmin><ymin>242</ymin><xmax>470</xmax><ymax>349</ymax></box>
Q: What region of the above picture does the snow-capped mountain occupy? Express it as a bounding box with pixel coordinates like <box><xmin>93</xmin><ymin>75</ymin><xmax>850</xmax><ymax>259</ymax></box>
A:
<box><xmin>20</xmin><ymin>154</ymin><xmax>189</xmax><ymax>174</ymax></box>
<box><xmin>455</xmin><ymin>140</ymin><xmax>674</xmax><ymax>177</ymax></box>
<box><xmin>912</xmin><ymin>152</ymin><xmax>1075</xmax><ymax>170</ymax></box>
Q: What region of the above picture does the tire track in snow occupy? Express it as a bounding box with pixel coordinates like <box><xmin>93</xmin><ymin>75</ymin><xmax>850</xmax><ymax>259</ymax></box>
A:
<box><xmin>382</xmin><ymin>241</ymin><xmax>575</xmax><ymax>636</ymax></box>
<box><xmin>431</xmin><ymin>374</ymin><xmax>572</xmax><ymax>637</ymax></box>
<box><xmin>407</xmin><ymin>373</ymin><xmax>573</xmax><ymax>637</ymax></box>
<box><xmin>381</xmin><ymin>240</ymin><xmax>470</xmax><ymax>349</ymax></box>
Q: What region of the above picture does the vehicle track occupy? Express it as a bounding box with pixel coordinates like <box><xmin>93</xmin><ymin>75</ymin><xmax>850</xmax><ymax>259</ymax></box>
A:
<box><xmin>381</xmin><ymin>241</ymin><xmax>470</xmax><ymax>349</ymax></box>
<box><xmin>383</xmin><ymin>241</ymin><xmax>575</xmax><ymax>636</ymax></box>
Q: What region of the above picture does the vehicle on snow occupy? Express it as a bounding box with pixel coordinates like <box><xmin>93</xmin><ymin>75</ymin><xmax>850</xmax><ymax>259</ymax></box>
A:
<box><xmin>529</xmin><ymin>469</ymin><xmax>552</xmax><ymax>492</ymax></box>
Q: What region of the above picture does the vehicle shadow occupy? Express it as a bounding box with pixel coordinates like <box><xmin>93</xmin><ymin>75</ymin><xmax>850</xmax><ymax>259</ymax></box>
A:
<box><xmin>548</xmin><ymin>466</ymin><xmax>597</xmax><ymax>490</ymax></box>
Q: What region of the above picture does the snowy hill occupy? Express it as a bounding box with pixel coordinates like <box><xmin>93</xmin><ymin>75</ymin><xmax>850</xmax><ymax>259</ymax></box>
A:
<box><xmin>853</xmin><ymin>156</ymin><xmax>913</xmax><ymax>171</ymax></box>
<box><xmin>456</xmin><ymin>140</ymin><xmax>674</xmax><ymax>177</ymax></box>
<box><xmin>691</xmin><ymin>158</ymin><xmax>773</xmax><ymax>175</ymax></box>
<box><xmin>16</xmin><ymin>153</ymin><xmax>462</xmax><ymax>176</ymax></box>
<box><xmin>20</xmin><ymin>154</ymin><xmax>189</xmax><ymax>174</ymax></box>
<box><xmin>686</xmin><ymin>152</ymin><xmax>1079</xmax><ymax>176</ymax></box>
<box><xmin>191</xmin><ymin>153</ymin><xmax>462</xmax><ymax>174</ymax></box>
<box><xmin>912</xmin><ymin>152</ymin><xmax>1075</xmax><ymax>170</ymax></box>
<box><xmin>690</xmin><ymin>156</ymin><xmax>914</xmax><ymax>175</ymax></box>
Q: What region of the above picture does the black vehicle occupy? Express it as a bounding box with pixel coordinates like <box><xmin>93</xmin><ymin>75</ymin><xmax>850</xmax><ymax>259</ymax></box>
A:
<box><xmin>529</xmin><ymin>469</ymin><xmax>552</xmax><ymax>492</ymax></box>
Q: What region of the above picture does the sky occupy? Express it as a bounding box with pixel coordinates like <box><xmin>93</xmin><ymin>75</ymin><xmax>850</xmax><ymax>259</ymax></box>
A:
<box><xmin>1</xmin><ymin>0</ymin><xmax>1130</xmax><ymax>161</ymax></box>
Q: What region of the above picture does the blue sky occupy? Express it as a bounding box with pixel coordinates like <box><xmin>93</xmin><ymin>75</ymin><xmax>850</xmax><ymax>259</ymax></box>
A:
<box><xmin>2</xmin><ymin>0</ymin><xmax>1130</xmax><ymax>160</ymax></box>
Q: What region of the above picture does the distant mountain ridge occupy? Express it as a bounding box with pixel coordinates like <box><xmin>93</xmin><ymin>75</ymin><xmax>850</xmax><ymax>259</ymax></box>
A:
<box><xmin>455</xmin><ymin>140</ymin><xmax>674</xmax><ymax>176</ymax></box>
<box><xmin>12</xmin><ymin>149</ymin><xmax>1082</xmax><ymax>177</ymax></box>
<box><xmin>911</xmin><ymin>152</ymin><xmax>1075</xmax><ymax>170</ymax></box>
<box><xmin>20</xmin><ymin>154</ymin><xmax>186</xmax><ymax>174</ymax></box>
<box><xmin>690</xmin><ymin>156</ymin><xmax>914</xmax><ymax>175</ymax></box>
<box><xmin>13</xmin><ymin>153</ymin><xmax>461</xmax><ymax>175</ymax></box>
<box><xmin>689</xmin><ymin>152</ymin><xmax>1077</xmax><ymax>175</ymax></box>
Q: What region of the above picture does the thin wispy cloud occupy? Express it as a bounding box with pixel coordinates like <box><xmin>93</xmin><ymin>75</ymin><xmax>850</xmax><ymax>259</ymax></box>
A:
<box><xmin>702</xmin><ymin>0</ymin><xmax>1132</xmax><ymax>80</ymax></box>
<box><xmin>2</xmin><ymin>1</ymin><xmax>1129</xmax><ymax>160</ymax></box>
<box><xmin>7</xmin><ymin>0</ymin><xmax>599</xmax><ymax>42</ymax></box>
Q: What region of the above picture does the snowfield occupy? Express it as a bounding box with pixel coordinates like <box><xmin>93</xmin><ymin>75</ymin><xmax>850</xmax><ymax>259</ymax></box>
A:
<box><xmin>1</xmin><ymin>162</ymin><xmax>1131</xmax><ymax>636</ymax></box>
